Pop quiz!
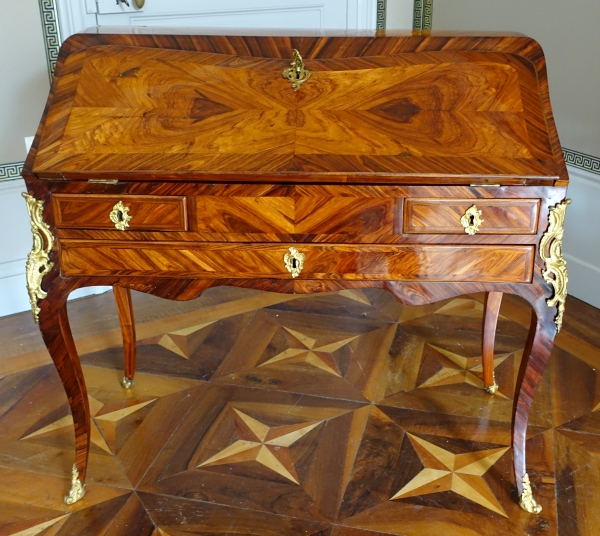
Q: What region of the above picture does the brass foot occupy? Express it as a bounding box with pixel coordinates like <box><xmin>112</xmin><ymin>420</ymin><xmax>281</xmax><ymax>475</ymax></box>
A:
<box><xmin>519</xmin><ymin>473</ymin><xmax>542</xmax><ymax>514</ymax></box>
<box><xmin>64</xmin><ymin>465</ymin><xmax>85</xmax><ymax>505</ymax></box>
<box><xmin>120</xmin><ymin>376</ymin><xmax>134</xmax><ymax>389</ymax></box>
<box><xmin>484</xmin><ymin>372</ymin><xmax>498</xmax><ymax>395</ymax></box>
<box><xmin>484</xmin><ymin>383</ymin><xmax>498</xmax><ymax>395</ymax></box>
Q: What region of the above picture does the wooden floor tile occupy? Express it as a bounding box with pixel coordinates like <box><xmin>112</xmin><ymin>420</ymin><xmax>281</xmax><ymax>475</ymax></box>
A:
<box><xmin>0</xmin><ymin>289</ymin><xmax>598</xmax><ymax>534</ymax></box>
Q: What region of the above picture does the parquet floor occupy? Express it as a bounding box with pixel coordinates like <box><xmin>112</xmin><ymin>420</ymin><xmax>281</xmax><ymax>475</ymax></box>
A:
<box><xmin>0</xmin><ymin>287</ymin><xmax>599</xmax><ymax>535</ymax></box>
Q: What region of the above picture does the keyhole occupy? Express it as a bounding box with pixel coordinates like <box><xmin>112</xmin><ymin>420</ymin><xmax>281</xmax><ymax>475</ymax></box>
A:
<box><xmin>292</xmin><ymin>258</ymin><xmax>297</xmax><ymax>268</ymax></box>
<box><xmin>469</xmin><ymin>214</ymin><xmax>475</xmax><ymax>226</ymax></box>
<box><xmin>117</xmin><ymin>210</ymin><xmax>123</xmax><ymax>221</ymax></box>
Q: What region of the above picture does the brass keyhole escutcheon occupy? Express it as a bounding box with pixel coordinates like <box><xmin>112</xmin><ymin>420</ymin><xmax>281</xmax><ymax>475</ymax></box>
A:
<box><xmin>282</xmin><ymin>49</ymin><xmax>312</xmax><ymax>91</ymax></box>
<box><xmin>460</xmin><ymin>205</ymin><xmax>483</xmax><ymax>235</ymax></box>
<box><xmin>110</xmin><ymin>201</ymin><xmax>132</xmax><ymax>231</ymax></box>
<box><xmin>284</xmin><ymin>247</ymin><xmax>305</xmax><ymax>278</ymax></box>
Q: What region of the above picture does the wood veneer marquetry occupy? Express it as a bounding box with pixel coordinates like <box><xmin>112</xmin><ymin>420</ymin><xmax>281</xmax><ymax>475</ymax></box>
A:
<box><xmin>29</xmin><ymin>34</ymin><xmax>566</xmax><ymax>183</ymax></box>
<box><xmin>60</xmin><ymin>242</ymin><xmax>535</xmax><ymax>283</ymax></box>
<box><xmin>404</xmin><ymin>199</ymin><xmax>540</xmax><ymax>234</ymax></box>
<box><xmin>53</xmin><ymin>194</ymin><xmax>188</xmax><ymax>231</ymax></box>
<box><xmin>1</xmin><ymin>290</ymin><xmax>599</xmax><ymax>534</ymax></box>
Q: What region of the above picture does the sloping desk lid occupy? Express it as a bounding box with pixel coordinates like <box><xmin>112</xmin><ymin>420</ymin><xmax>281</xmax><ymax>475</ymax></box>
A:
<box><xmin>29</xmin><ymin>32</ymin><xmax>566</xmax><ymax>184</ymax></box>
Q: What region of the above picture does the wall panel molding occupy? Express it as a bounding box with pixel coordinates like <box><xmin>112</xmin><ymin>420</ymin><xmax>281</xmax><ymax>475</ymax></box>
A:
<box><xmin>37</xmin><ymin>0</ymin><xmax>61</xmax><ymax>80</ymax></box>
<box><xmin>413</xmin><ymin>0</ymin><xmax>432</xmax><ymax>30</ymax></box>
<box><xmin>563</xmin><ymin>148</ymin><xmax>600</xmax><ymax>176</ymax></box>
<box><xmin>376</xmin><ymin>0</ymin><xmax>386</xmax><ymax>29</ymax></box>
<box><xmin>0</xmin><ymin>162</ymin><xmax>24</xmax><ymax>182</ymax></box>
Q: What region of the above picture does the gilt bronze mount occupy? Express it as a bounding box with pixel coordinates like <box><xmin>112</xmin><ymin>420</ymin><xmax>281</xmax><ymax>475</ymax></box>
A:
<box><xmin>540</xmin><ymin>199</ymin><xmax>571</xmax><ymax>332</ymax></box>
<box><xmin>64</xmin><ymin>465</ymin><xmax>85</xmax><ymax>505</ymax></box>
<box><xmin>22</xmin><ymin>193</ymin><xmax>54</xmax><ymax>323</ymax></box>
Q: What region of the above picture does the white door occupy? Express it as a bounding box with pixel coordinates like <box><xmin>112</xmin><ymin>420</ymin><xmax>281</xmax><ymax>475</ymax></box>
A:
<box><xmin>57</xmin><ymin>0</ymin><xmax>381</xmax><ymax>39</ymax></box>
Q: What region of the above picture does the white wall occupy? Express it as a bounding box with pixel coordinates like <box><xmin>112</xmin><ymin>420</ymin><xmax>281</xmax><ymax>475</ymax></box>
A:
<box><xmin>0</xmin><ymin>1</ymin><xmax>49</xmax><ymax>164</ymax></box>
<box><xmin>563</xmin><ymin>167</ymin><xmax>600</xmax><ymax>308</ymax></box>
<box><xmin>385</xmin><ymin>0</ymin><xmax>415</xmax><ymax>31</ymax></box>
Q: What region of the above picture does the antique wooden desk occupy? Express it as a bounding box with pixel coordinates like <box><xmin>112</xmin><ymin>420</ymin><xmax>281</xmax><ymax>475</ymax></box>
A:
<box><xmin>22</xmin><ymin>30</ymin><xmax>570</xmax><ymax>515</ymax></box>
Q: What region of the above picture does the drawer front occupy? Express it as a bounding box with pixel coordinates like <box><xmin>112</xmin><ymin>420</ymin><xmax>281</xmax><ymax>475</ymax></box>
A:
<box><xmin>403</xmin><ymin>199</ymin><xmax>540</xmax><ymax>234</ymax></box>
<box><xmin>61</xmin><ymin>242</ymin><xmax>534</xmax><ymax>283</ymax></box>
<box><xmin>53</xmin><ymin>195</ymin><xmax>187</xmax><ymax>231</ymax></box>
<box><xmin>196</xmin><ymin>197</ymin><xmax>394</xmax><ymax>236</ymax></box>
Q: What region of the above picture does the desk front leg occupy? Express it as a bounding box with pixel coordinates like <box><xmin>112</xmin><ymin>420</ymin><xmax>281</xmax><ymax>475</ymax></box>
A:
<box><xmin>512</xmin><ymin>298</ymin><xmax>556</xmax><ymax>514</ymax></box>
<box><xmin>38</xmin><ymin>288</ymin><xmax>90</xmax><ymax>505</ymax></box>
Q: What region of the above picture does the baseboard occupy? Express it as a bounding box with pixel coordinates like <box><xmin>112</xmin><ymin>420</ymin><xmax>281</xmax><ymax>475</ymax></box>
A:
<box><xmin>564</xmin><ymin>254</ymin><xmax>600</xmax><ymax>310</ymax></box>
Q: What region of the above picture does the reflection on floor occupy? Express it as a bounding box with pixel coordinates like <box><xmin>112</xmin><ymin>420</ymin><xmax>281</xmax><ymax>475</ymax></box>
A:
<box><xmin>0</xmin><ymin>287</ymin><xmax>599</xmax><ymax>535</ymax></box>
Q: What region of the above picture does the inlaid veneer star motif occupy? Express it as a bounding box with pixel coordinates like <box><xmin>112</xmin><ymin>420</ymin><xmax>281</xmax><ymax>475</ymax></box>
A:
<box><xmin>418</xmin><ymin>345</ymin><xmax>510</xmax><ymax>398</ymax></box>
<box><xmin>258</xmin><ymin>327</ymin><xmax>359</xmax><ymax>376</ymax></box>
<box><xmin>198</xmin><ymin>409</ymin><xmax>322</xmax><ymax>484</ymax></box>
<box><xmin>391</xmin><ymin>433</ymin><xmax>509</xmax><ymax>516</ymax></box>
<box><xmin>20</xmin><ymin>396</ymin><xmax>156</xmax><ymax>455</ymax></box>
<box><xmin>157</xmin><ymin>321</ymin><xmax>216</xmax><ymax>359</ymax></box>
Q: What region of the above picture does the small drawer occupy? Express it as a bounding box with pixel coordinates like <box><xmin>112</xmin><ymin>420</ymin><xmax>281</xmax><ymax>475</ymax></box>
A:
<box><xmin>53</xmin><ymin>195</ymin><xmax>187</xmax><ymax>231</ymax></box>
<box><xmin>403</xmin><ymin>198</ymin><xmax>540</xmax><ymax>234</ymax></box>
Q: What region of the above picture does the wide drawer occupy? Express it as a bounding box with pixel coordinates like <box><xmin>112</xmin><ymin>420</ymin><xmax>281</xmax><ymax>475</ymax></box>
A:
<box><xmin>60</xmin><ymin>242</ymin><xmax>534</xmax><ymax>283</ymax></box>
<box><xmin>403</xmin><ymin>198</ymin><xmax>540</xmax><ymax>234</ymax></box>
<box><xmin>53</xmin><ymin>195</ymin><xmax>188</xmax><ymax>231</ymax></box>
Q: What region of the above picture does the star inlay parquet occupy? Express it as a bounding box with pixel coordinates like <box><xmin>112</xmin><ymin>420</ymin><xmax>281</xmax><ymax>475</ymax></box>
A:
<box><xmin>390</xmin><ymin>433</ymin><xmax>509</xmax><ymax>516</ymax></box>
<box><xmin>197</xmin><ymin>408</ymin><xmax>322</xmax><ymax>484</ymax></box>
<box><xmin>0</xmin><ymin>288</ymin><xmax>598</xmax><ymax>534</ymax></box>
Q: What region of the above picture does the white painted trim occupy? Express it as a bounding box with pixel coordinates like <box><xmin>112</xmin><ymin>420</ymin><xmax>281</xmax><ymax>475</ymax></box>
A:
<box><xmin>0</xmin><ymin>259</ymin><xmax>28</xmax><ymax>280</ymax></box>
<box><xmin>55</xmin><ymin>0</ymin><xmax>96</xmax><ymax>39</ymax></box>
<box><xmin>128</xmin><ymin>6</ymin><xmax>327</xmax><ymax>28</ymax></box>
<box><xmin>564</xmin><ymin>253</ymin><xmax>600</xmax><ymax>275</ymax></box>
<box><xmin>347</xmin><ymin>0</ymin><xmax>378</xmax><ymax>30</ymax></box>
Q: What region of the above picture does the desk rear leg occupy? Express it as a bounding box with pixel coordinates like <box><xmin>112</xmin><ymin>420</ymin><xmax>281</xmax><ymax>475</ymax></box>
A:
<box><xmin>39</xmin><ymin>295</ymin><xmax>90</xmax><ymax>505</ymax></box>
<box><xmin>482</xmin><ymin>291</ymin><xmax>502</xmax><ymax>394</ymax></box>
<box><xmin>113</xmin><ymin>286</ymin><xmax>136</xmax><ymax>389</ymax></box>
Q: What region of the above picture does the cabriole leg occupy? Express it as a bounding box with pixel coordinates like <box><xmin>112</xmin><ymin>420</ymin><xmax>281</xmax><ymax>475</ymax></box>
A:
<box><xmin>512</xmin><ymin>305</ymin><xmax>556</xmax><ymax>514</ymax></box>
<box><xmin>482</xmin><ymin>291</ymin><xmax>502</xmax><ymax>394</ymax></box>
<box><xmin>113</xmin><ymin>286</ymin><xmax>136</xmax><ymax>389</ymax></box>
<box><xmin>38</xmin><ymin>294</ymin><xmax>90</xmax><ymax>505</ymax></box>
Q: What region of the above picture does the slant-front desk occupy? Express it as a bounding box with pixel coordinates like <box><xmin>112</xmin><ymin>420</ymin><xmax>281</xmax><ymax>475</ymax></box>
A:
<box><xmin>22</xmin><ymin>30</ymin><xmax>570</xmax><ymax>515</ymax></box>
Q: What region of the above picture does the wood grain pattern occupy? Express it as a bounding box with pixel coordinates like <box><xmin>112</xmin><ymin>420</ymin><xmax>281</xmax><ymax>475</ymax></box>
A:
<box><xmin>48</xmin><ymin>183</ymin><xmax>557</xmax><ymax>245</ymax></box>
<box><xmin>53</xmin><ymin>194</ymin><xmax>187</xmax><ymax>231</ymax></box>
<box><xmin>60</xmin><ymin>242</ymin><xmax>535</xmax><ymax>283</ymax></box>
<box><xmin>482</xmin><ymin>291</ymin><xmax>503</xmax><ymax>388</ymax></box>
<box><xmin>27</xmin><ymin>33</ymin><xmax>566</xmax><ymax>184</ymax></box>
<box><xmin>404</xmin><ymin>199</ymin><xmax>540</xmax><ymax>234</ymax></box>
<box><xmin>196</xmin><ymin>196</ymin><xmax>394</xmax><ymax>236</ymax></box>
<box><xmin>113</xmin><ymin>285</ymin><xmax>136</xmax><ymax>384</ymax></box>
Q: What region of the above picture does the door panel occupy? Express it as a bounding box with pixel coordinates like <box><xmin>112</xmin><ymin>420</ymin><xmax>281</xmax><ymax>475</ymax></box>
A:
<box><xmin>94</xmin><ymin>0</ymin><xmax>377</xmax><ymax>30</ymax></box>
